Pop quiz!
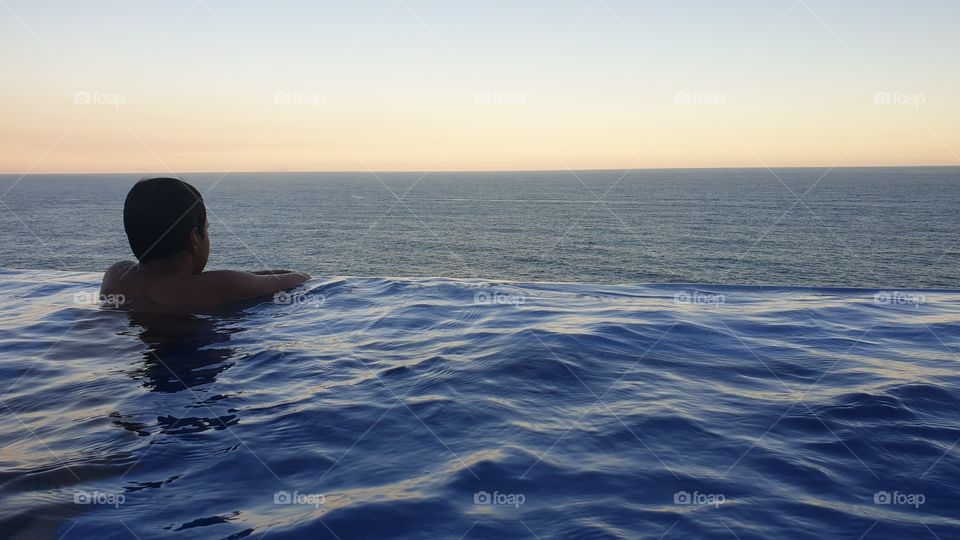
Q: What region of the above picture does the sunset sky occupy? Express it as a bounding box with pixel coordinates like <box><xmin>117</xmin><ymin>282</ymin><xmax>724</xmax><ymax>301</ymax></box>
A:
<box><xmin>0</xmin><ymin>0</ymin><xmax>957</xmax><ymax>173</ymax></box>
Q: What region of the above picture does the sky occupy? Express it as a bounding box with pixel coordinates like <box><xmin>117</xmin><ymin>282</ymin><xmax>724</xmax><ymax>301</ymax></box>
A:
<box><xmin>0</xmin><ymin>0</ymin><xmax>958</xmax><ymax>173</ymax></box>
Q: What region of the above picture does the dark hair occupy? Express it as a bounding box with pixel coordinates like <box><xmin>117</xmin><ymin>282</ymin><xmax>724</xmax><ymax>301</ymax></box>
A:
<box><xmin>123</xmin><ymin>177</ymin><xmax>206</xmax><ymax>263</ymax></box>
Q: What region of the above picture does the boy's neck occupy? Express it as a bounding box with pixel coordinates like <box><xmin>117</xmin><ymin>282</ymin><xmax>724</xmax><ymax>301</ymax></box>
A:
<box><xmin>139</xmin><ymin>254</ymin><xmax>197</xmax><ymax>276</ymax></box>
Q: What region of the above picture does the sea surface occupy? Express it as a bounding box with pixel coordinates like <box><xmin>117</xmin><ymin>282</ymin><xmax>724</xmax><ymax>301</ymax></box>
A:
<box><xmin>0</xmin><ymin>168</ymin><xmax>959</xmax><ymax>539</ymax></box>
<box><xmin>0</xmin><ymin>167</ymin><xmax>957</xmax><ymax>287</ymax></box>
<box><xmin>0</xmin><ymin>270</ymin><xmax>959</xmax><ymax>539</ymax></box>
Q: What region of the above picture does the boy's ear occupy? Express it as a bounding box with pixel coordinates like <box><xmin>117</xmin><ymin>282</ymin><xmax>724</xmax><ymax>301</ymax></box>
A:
<box><xmin>188</xmin><ymin>226</ymin><xmax>201</xmax><ymax>253</ymax></box>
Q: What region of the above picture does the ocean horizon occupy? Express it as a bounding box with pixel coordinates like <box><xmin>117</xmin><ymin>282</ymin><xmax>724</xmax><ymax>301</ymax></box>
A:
<box><xmin>2</xmin><ymin>166</ymin><xmax>958</xmax><ymax>288</ymax></box>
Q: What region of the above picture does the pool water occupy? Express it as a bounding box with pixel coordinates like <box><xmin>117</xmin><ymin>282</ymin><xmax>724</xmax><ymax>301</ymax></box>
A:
<box><xmin>0</xmin><ymin>269</ymin><xmax>959</xmax><ymax>539</ymax></box>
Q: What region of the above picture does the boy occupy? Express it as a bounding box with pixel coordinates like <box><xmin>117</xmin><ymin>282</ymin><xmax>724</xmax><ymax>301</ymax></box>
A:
<box><xmin>101</xmin><ymin>177</ymin><xmax>310</xmax><ymax>310</ymax></box>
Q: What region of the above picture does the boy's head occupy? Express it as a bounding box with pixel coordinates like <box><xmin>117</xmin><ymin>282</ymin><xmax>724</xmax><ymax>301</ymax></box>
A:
<box><xmin>123</xmin><ymin>177</ymin><xmax>209</xmax><ymax>273</ymax></box>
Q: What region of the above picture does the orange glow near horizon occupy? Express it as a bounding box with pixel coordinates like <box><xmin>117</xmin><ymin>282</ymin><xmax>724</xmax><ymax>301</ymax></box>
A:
<box><xmin>0</xmin><ymin>1</ymin><xmax>957</xmax><ymax>174</ymax></box>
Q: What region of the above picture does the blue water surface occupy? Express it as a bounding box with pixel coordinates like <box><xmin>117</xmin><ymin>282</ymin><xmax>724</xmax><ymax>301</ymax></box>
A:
<box><xmin>0</xmin><ymin>269</ymin><xmax>958</xmax><ymax>539</ymax></box>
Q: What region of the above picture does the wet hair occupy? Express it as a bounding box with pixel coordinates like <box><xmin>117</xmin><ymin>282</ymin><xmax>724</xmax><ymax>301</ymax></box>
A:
<box><xmin>123</xmin><ymin>177</ymin><xmax>206</xmax><ymax>263</ymax></box>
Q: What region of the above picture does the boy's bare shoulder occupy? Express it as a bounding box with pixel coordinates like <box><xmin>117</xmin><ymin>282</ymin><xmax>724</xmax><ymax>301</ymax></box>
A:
<box><xmin>101</xmin><ymin>261</ymin><xmax>138</xmax><ymax>291</ymax></box>
<box><xmin>105</xmin><ymin>260</ymin><xmax>137</xmax><ymax>276</ymax></box>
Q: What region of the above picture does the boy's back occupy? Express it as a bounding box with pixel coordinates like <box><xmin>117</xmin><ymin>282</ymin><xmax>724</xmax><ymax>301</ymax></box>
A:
<box><xmin>101</xmin><ymin>178</ymin><xmax>309</xmax><ymax>311</ymax></box>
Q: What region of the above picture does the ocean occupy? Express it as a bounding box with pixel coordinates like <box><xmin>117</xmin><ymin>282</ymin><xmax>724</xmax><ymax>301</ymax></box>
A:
<box><xmin>1</xmin><ymin>167</ymin><xmax>958</xmax><ymax>287</ymax></box>
<box><xmin>0</xmin><ymin>168</ymin><xmax>959</xmax><ymax>539</ymax></box>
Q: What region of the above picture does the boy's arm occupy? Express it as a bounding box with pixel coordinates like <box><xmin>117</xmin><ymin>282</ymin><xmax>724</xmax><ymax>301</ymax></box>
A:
<box><xmin>173</xmin><ymin>270</ymin><xmax>310</xmax><ymax>307</ymax></box>
<box><xmin>249</xmin><ymin>269</ymin><xmax>299</xmax><ymax>275</ymax></box>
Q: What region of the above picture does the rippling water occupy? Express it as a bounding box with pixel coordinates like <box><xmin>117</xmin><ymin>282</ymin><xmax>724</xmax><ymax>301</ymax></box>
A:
<box><xmin>1</xmin><ymin>269</ymin><xmax>959</xmax><ymax>539</ymax></box>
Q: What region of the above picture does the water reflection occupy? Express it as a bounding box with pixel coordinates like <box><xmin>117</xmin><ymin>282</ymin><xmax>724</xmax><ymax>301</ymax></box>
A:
<box><xmin>109</xmin><ymin>310</ymin><xmax>250</xmax><ymax>438</ymax></box>
<box><xmin>125</xmin><ymin>311</ymin><xmax>244</xmax><ymax>393</ymax></box>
